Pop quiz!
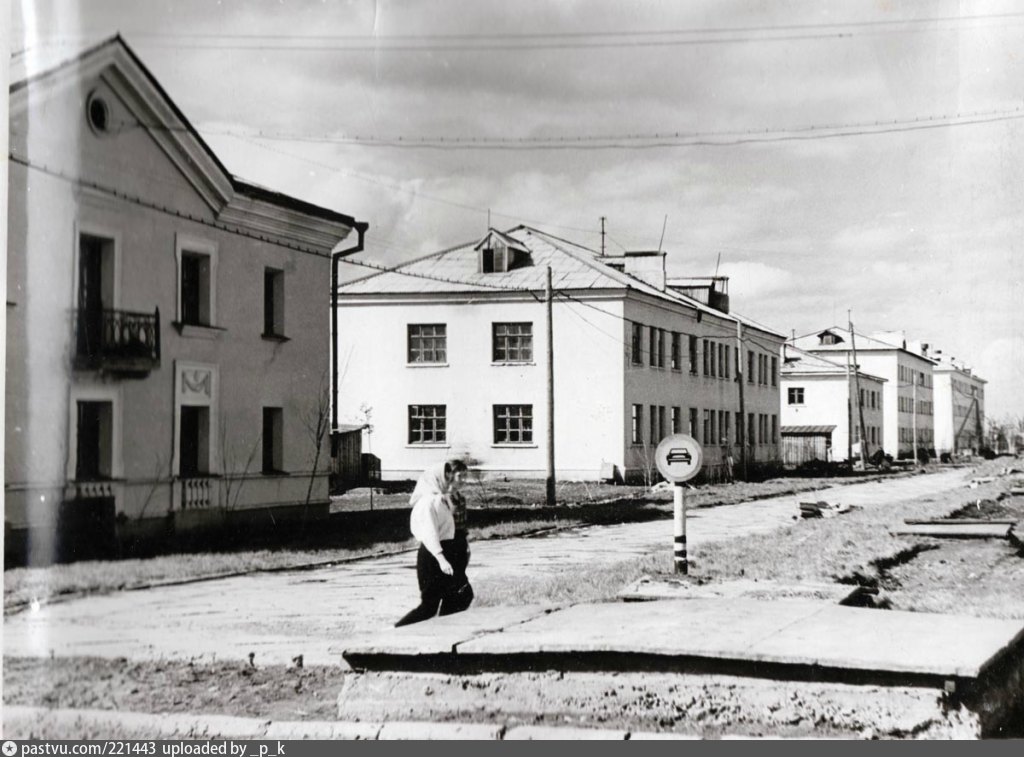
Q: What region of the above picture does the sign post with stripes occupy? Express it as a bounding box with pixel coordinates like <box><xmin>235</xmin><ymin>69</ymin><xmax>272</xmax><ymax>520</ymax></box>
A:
<box><xmin>655</xmin><ymin>434</ymin><xmax>704</xmax><ymax>575</ymax></box>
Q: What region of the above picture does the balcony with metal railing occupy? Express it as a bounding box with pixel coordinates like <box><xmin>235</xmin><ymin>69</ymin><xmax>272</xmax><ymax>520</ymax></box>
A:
<box><xmin>75</xmin><ymin>307</ymin><xmax>161</xmax><ymax>375</ymax></box>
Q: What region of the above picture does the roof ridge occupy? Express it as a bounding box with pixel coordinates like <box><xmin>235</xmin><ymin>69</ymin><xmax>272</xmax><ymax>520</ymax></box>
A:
<box><xmin>337</xmin><ymin>239</ymin><xmax>479</xmax><ymax>290</ymax></box>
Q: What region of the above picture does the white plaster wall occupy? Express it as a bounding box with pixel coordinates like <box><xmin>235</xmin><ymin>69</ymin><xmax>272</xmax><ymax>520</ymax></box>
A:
<box><xmin>336</xmin><ymin>295</ymin><xmax>625</xmax><ymax>480</ymax></box>
<box><xmin>5</xmin><ymin>67</ymin><xmax>336</xmax><ymax>532</ymax></box>
<box><xmin>622</xmin><ymin>297</ymin><xmax>783</xmax><ymax>474</ymax></box>
<box><xmin>781</xmin><ymin>374</ymin><xmax>885</xmax><ymax>461</ymax></box>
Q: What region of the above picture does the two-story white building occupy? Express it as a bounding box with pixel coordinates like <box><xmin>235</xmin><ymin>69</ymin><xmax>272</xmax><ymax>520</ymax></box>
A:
<box><xmin>335</xmin><ymin>226</ymin><xmax>784</xmax><ymax>482</ymax></box>
<box><xmin>5</xmin><ymin>37</ymin><xmax>366</xmax><ymax>563</ymax></box>
<box><xmin>779</xmin><ymin>345</ymin><xmax>886</xmax><ymax>465</ymax></box>
<box><xmin>931</xmin><ymin>351</ymin><xmax>986</xmax><ymax>457</ymax></box>
<box><xmin>792</xmin><ymin>328</ymin><xmax>938</xmax><ymax>459</ymax></box>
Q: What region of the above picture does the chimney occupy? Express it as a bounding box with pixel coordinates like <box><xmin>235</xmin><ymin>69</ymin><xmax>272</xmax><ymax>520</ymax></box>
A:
<box><xmin>623</xmin><ymin>250</ymin><xmax>666</xmax><ymax>290</ymax></box>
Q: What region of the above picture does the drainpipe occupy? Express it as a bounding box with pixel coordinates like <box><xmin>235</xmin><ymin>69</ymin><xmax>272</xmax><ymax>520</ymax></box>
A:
<box><xmin>331</xmin><ymin>222</ymin><xmax>369</xmax><ymax>447</ymax></box>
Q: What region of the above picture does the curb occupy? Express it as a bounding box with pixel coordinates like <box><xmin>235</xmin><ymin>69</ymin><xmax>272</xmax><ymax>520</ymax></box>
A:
<box><xmin>2</xmin><ymin>706</ymin><xmax>708</xmax><ymax>740</ymax></box>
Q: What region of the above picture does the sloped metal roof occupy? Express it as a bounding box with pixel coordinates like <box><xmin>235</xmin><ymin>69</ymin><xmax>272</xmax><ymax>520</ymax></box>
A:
<box><xmin>781</xmin><ymin>425</ymin><xmax>837</xmax><ymax>435</ymax></box>
<box><xmin>338</xmin><ymin>225</ymin><xmax>786</xmax><ymax>339</ymax></box>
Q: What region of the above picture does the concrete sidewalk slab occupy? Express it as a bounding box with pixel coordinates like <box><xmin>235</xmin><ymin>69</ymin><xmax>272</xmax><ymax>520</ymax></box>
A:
<box><xmin>335</xmin><ymin>605</ymin><xmax>555</xmax><ymax>658</ymax></box>
<box><xmin>891</xmin><ymin>523</ymin><xmax>1013</xmax><ymax>539</ymax></box>
<box><xmin>347</xmin><ymin>598</ymin><xmax>1024</xmax><ymax>689</ymax></box>
<box><xmin>617</xmin><ymin>577</ymin><xmax>863</xmax><ymax>604</ymax></box>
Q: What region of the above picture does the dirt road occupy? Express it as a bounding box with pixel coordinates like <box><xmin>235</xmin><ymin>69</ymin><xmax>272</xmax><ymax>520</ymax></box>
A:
<box><xmin>2</xmin><ymin>470</ymin><xmax>971</xmax><ymax>667</ymax></box>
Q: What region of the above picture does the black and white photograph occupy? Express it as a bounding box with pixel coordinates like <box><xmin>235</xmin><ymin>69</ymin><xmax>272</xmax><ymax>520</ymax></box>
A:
<box><xmin>3</xmin><ymin>0</ymin><xmax>1024</xmax><ymax>741</ymax></box>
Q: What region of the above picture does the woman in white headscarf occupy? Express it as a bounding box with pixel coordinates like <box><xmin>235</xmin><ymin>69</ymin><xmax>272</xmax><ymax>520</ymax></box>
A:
<box><xmin>395</xmin><ymin>460</ymin><xmax>471</xmax><ymax>626</ymax></box>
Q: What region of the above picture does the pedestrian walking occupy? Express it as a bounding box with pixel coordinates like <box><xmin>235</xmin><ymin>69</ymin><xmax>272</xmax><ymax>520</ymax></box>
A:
<box><xmin>395</xmin><ymin>460</ymin><xmax>473</xmax><ymax>627</ymax></box>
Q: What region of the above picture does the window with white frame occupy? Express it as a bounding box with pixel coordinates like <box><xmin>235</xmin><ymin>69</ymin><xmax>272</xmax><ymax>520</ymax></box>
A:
<box><xmin>408</xmin><ymin>324</ymin><xmax>447</xmax><ymax>364</ymax></box>
<box><xmin>631</xmin><ymin>404</ymin><xmax>643</xmax><ymax>445</ymax></box>
<box><xmin>493</xmin><ymin>322</ymin><xmax>533</xmax><ymax>363</ymax></box>
<box><xmin>408</xmin><ymin>405</ymin><xmax>447</xmax><ymax>444</ymax></box>
<box><xmin>631</xmin><ymin>323</ymin><xmax>643</xmax><ymax>365</ymax></box>
<box><xmin>175</xmin><ymin>235</ymin><xmax>217</xmax><ymax>328</ymax></box>
<box><xmin>787</xmin><ymin>387</ymin><xmax>805</xmax><ymax>405</ymax></box>
<box><xmin>494</xmin><ymin>404</ymin><xmax>533</xmax><ymax>444</ymax></box>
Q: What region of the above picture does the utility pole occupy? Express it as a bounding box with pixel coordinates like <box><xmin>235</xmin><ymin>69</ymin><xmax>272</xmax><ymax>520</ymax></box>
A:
<box><xmin>849</xmin><ymin>314</ymin><xmax>869</xmax><ymax>468</ymax></box>
<box><xmin>912</xmin><ymin>374</ymin><xmax>919</xmax><ymax>465</ymax></box>
<box><xmin>845</xmin><ymin>351</ymin><xmax>854</xmax><ymax>466</ymax></box>
<box><xmin>546</xmin><ymin>266</ymin><xmax>556</xmax><ymax>506</ymax></box>
<box><xmin>600</xmin><ymin>216</ymin><xmax>606</xmax><ymax>257</ymax></box>
<box><xmin>736</xmin><ymin>321</ymin><xmax>747</xmax><ymax>481</ymax></box>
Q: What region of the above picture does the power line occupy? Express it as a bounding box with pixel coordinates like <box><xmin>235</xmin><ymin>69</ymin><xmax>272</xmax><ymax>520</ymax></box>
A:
<box><xmin>221</xmin><ymin>132</ymin><xmax>599</xmax><ymax>234</ymax></box>
<box><xmin>120</xmin><ymin>105</ymin><xmax>1024</xmax><ymax>150</ymax></box>
<box><xmin>21</xmin><ymin>13</ymin><xmax>1024</xmax><ymax>54</ymax></box>
<box><xmin>27</xmin><ymin>11</ymin><xmax>1024</xmax><ymax>43</ymax></box>
<box><xmin>9</xmin><ymin>153</ymin><xmax>546</xmax><ymax>297</ymax></box>
<box><xmin>10</xmin><ymin>153</ymin><xmax>785</xmax><ymax>352</ymax></box>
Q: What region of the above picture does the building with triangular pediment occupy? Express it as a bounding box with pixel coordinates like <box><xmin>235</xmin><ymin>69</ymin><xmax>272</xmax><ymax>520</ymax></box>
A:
<box><xmin>6</xmin><ymin>36</ymin><xmax>367</xmax><ymax>563</ymax></box>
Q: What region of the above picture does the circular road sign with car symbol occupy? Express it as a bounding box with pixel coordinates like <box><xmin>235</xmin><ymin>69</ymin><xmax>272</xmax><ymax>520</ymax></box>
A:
<box><xmin>655</xmin><ymin>433</ymin><xmax>704</xmax><ymax>483</ymax></box>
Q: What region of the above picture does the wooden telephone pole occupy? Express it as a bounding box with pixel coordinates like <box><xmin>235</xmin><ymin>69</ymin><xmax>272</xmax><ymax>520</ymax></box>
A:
<box><xmin>546</xmin><ymin>266</ymin><xmax>556</xmax><ymax>506</ymax></box>
<box><xmin>736</xmin><ymin>322</ymin><xmax>747</xmax><ymax>480</ymax></box>
<box><xmin>848</xmin><ymin>315</ymin><xmax>869</xmax><ymax>468</ymax></box>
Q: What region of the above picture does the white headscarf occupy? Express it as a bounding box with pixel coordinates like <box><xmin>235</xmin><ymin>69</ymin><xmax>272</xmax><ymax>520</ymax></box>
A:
<box><xmin>409</xmin><ymin>462</ymin><xmax>456</xmax><ymax>554</ymax></box>
<box><xmin>409</xmin><ymin>462</ymin><xmax>451</xmax><ymax>509</ymax></box>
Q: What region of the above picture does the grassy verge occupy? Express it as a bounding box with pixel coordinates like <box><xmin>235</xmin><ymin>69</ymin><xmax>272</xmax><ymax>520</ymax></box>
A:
<box><xmin>475</xmin><ymin>470</ymin><xmax>1015</xmax><ymax>609</ymax></box>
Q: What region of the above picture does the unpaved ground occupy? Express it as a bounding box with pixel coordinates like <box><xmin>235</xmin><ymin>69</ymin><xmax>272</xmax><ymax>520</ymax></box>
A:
<box><xmin>0</xmin><ymin>659</ymin><xmax>989</xmax><ymax>739</ymax></box>
<box><xmin>5</xmin><ymin>462</ymin><xmax>1024</xmax><ymax>739</ymax></box>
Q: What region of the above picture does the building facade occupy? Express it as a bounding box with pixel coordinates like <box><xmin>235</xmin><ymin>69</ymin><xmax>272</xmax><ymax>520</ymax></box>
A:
<box><xmin>932</xmin><ymin>352</ymin><xmax>986</xmax><ymax>457</ymax></box>
<box><xmin>335</xmin><ymin>227</ymin><xmax>784</xmax><ymax>482</ymax></box>
<box><xmin>780</xmin><ymin>346</ymin><xmax>886</xmax><ymax>464</ymax></box>
<box><xmin>792</xmin><ymin>328</ymin><xmax>937</xmax><ymax>459</ymax></box>
<box><xmin>5</xmin><ymin>37</ymin><xmax>365</xmax><ymax>562</ymax></box>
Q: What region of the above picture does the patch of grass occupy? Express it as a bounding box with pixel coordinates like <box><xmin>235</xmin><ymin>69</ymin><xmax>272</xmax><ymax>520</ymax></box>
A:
<box><xmin>474</xmin><ymin>477</ymin><xmax>1011</xmax><ymax>608</ymax></box>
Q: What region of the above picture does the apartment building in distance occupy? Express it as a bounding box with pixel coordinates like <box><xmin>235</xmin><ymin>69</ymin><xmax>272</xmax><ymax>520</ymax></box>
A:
<box><xmin>779</xmin><ymin>345</ymin><xmax>886</xmax><ymax>465</ymax></box>
<box><xmin>335</xmin><ymin>226</ymin><xmax>785</xmax><ymax>483</ymax></box>
<box><xmin>791</xmin><ymin>328</ymin><xmax>937</xmax><ymax>459</ymax></box>
<box><xmin>6</xmin><ymin>37</ymin><xmax>366</xmax><ymax>563</ymax></box>
<box><xmin>931</xmin><ymin>351</ymin><xmax>987</xmax><ymax>457</ymax></box>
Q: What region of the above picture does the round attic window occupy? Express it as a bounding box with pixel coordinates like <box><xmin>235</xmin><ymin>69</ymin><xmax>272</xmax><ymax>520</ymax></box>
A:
<box><xmin>86</xmin><ymin>93</ymin><xmax>110</xmax><ymax>133</ymax></box>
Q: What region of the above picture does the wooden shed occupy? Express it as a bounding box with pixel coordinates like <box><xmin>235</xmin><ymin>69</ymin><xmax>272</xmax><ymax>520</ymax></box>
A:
<box><xmin>781</xmin><ymin>425</ymin><xmax>836</xmax><ymax>466</ymax></box>
<box><xmin>330</xmin><ymin>424</ymin><xmax>367</xmax><ymax>493</ymax></box>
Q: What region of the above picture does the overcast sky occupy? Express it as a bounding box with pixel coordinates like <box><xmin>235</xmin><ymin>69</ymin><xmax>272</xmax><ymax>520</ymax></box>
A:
<box><xmin>11</xmin><ymin>0</ymin><xmax>1024</xmax><ymax>419</ymax></box>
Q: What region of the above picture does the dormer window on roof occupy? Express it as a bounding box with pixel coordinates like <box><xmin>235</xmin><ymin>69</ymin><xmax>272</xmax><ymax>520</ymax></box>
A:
<box><xmin>818</xmin><ymin>330</ymin><xmax>845</xmax><ymax>346</ymax></box>
<box><xmin>475</xmin><ymin>229</ymin><xmax>531</xmax><ymax>273</ymax></box>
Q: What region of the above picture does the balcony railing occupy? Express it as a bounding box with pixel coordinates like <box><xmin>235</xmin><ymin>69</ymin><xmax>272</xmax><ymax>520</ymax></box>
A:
<box><xmin>75</xmin><ymin>307</ymin><xmax>160</xmax><ymax>374</ymax></box>
<box><xmin>180</xmin><ymin>477</ymin><xmax>216</xmax><ymax>509</ymax></box>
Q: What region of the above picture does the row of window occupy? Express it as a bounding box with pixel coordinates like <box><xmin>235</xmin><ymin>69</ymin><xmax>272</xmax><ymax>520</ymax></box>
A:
<box><xmin>952</xmin><ymin>378</ymin><xmax>984</xmax><ymax>399</ymax></box>
<box><xmin>79</xmin><ymin>232</ymin><xmax>286</xmax><ymax>338</ymax></box>
<box><xmin>630</xmin><ymin>404</ymin><xmax>778</xmax><ymax>447</ymax></box>
<box><xmin>628</xmin><ymin>323</ymin><xmax>778</xmax><ymax>386</ymax></box>
<box><xmin>74</xmin><ymin>400</ymin><xmax>285</xmax><ymax>480</ymax></box>
<box><xmin>408</xmin><ymin>404</ymin><xmax>534</xmax><ymax>445</ymax></box>
<box><xmin>899</xmin><ymin>427</ymin><xmax>934</xmax><ymax>443</ymax></box>
<box><xmin>897</xmin><ymin>397</ymin><xmax>934</xmax><ymax>415</ymax></box>
<box><xmin>408</xmin><ymin>323</ymin><xmax>534</xmax><ymax>364</ymax></box>
<box><xmin>851</xmin><ymin>425</ymin><xmax>881</xmax><ymax>446</ymax></box>
<box><xmin>858</xmin><ymin>389</ymin><xmax>880</xmax><ymax>409</ymax></box>
<box><xmin>954</xmin><ymin>403</ymin><xmax>978</xmax><ymax>418</ymax></box>
<box><xmin>898</xmin><ymin>365</ymin><xmax>932</xmax><ymax>388</ymax></box>
<box><xmin>787</xmin><ymin>387</ymin><xmax>882</xmax><ymax>408</ymax></box>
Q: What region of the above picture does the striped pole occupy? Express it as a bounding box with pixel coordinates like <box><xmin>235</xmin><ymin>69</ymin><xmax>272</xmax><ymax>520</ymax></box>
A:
<box><xmin>674</xmin><ymin>484</ymin><xmax>688</xmax><ymax>574</ymax></box>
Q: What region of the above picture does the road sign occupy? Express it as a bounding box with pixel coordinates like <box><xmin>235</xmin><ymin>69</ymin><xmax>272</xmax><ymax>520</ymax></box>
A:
<box><xmin>655</xmin><ymin>433</ymin><xmax>704</xmax><ymax>483</ymax></box>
